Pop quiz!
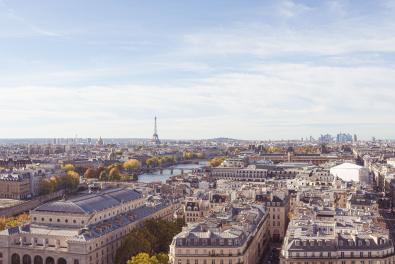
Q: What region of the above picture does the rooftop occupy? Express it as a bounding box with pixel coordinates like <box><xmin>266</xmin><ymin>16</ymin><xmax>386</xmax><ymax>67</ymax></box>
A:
<box><xmin>34</xmin><ymin>188</ymin><xmax>142</xmax><ymax>214</ymax></box>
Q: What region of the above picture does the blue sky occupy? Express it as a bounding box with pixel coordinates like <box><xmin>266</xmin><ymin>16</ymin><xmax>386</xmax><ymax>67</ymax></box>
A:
<box><xmin>1</xmin><ymin>0</ymin><xmax>395</xmax><ymax>140</ymax></box>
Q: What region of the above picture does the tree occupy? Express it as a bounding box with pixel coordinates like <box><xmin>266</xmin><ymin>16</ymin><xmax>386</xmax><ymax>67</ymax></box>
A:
<box><xmin>63</xmin><ymin>164</ymin><xmax>75</xmax><ymax>171</ymax></box>
<box><xmin>109</xmin><ymin>167</ymin><xmax>121</xmax><ymax>181</ymax></box>
<box><xmin>182</xmin><ymin>151</ymin><xmax>194</xmax><ymax>160</ymax></box>
<box><xmin>0</xmin><ymin>213</ymin><xmax>30</xmax><ymax>231</ymax></box>
<box><xmin>115</xmin><ymin>219</ymin><xmax>183</xmax><ymax>264</ymax></box>
<box><xmin>146</xmin><ymin>158</ymin><xmax>158</xmax><ymax>168</ymax></box>
<box><xmin>49</xmin><ymin>176</ymin><xmax>60</xmax><ymax>192</ymax></box>
<box><xmin>209</xmin><ymin>157</ymin><xmax>226</xmax><ymax>167</ymax></box>
<box><xmin>155</xmin><ymin>253</ymin><xmax>169</xmax><ymax>264</ymax></box>
<box><xmin>62</xmin><ymin>171</ymin><xmax>80</xmax><ymax>192</ymax></box>
<box><xmin>39</xmin><ymin>179</ymin><xmax>54</xmax><ymax>195</ymax></box>
<box><xmin>84</xmin><ymin>168</ymin><xmax>97</xmax><ymax>179</ymax></box>
<box><xmin>123</xmin><ymin>159</ymin><xmax>141</xmax><ymax>171</ymax></box>
<box><xmin>127</xmin><ymin>253</ymin><xmax>159</xmax><ymax>264</ymax></box>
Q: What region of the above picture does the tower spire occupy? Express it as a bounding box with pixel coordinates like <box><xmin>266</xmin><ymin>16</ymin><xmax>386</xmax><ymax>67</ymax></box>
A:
<box><xmin>152</xmin><ymin>116</ymin><xmax>160</xmax><ymax>145</ymax></box>
<box><xmin>154</xmin><ymin>116</ymin><xmax>157</xmax><ymax>134</ymax></box>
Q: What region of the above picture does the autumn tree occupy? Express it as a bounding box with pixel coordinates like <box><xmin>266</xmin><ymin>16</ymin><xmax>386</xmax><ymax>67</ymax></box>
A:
<box><xmin>146</xmin><ymin>157</ymin><xmax>158</xmax><ymax>168</ymax></box>
<box><xmin>62</xmin><ymin>171</ymin><xmax>80</xmax><ymax>192</ymax></box>
<box><xmin>109</xmin><ymin>167</ymin><xmax>121</xmax><ymax>181</ymax></box>
<box><xmin>0</xmin><ymin>213</ymin><xmax>30</xmax><ymax>231</ymax></box>
<box><xmin>127</xmin><ymin>253</ymin><xmax>159</xmax><ymax>264</ymax></box>
<box><xmin>39</xmin><ymin>179</ymin><xmax>54</xmax><ymax>195</ymax></box>
<box><xmin>63</xmin><ymin>164</ymin><xmax>75</xmax><ymax>171</ymax></box>
<box><xmin>123</xmin><ymin>159</ymin><xmax>141</xmax><ymax>171</ymax></box>
<box><xmin>209</xmin><ymin>157</ymin><xmax>226</xmax><ymax>167</ymax></box>
<box><xmin>115</xmin><ymin>219</ymin><xmax>183</xmax><ymax>264</ymax></box>
<box><xmin>84</xmin><ymin>168</ymin><xmax>97</xmax><ymax>179</ymax></box>
<box><xmin>182</xmin><ymin>151</ymin><xmax>194</xmax><ymax>160</ymax></box>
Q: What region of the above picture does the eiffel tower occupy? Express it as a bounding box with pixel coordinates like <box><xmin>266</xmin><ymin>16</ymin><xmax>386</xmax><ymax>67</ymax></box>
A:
<box><xmin>152</xmin><ymin>116</ymin><xmax>161</xmax><ymax>145</ymax></box>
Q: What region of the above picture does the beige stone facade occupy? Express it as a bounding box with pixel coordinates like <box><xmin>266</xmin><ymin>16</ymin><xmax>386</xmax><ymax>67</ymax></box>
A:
<box><xmin>170</xmin><ymin>205</ymin><xmax>270</xmax><ymax>264</ymax></box>
<box><xmin>0</xmin><ymin>177</ymin><xmax>31</xmax><ymax>199</ymax></box>
<box><xmin>0</xmin><ymin>188</ymin><xmax>178</xmax><ymax>264</ymax></box>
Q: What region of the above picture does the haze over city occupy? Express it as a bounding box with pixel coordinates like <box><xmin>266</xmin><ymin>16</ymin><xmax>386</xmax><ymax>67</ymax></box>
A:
<box><xmin>1</xmin><ymin>0</ymin><xmax>395</xmax><ymax>139</ymax></box>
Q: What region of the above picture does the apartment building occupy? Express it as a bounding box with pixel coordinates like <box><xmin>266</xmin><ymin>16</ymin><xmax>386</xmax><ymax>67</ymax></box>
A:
<box><xmin>281</xmin><ymin>219</ymin><xmax>395</xmax><ymax>264</ymax></box>
<box><xmin>0</xmin><ymin>174</ymin><xmax>31</xmax><ymax>199</ymax></box>
<box><xmin>259</xmin><ymin>192</ymin><xmax>289</xmax><ymax>242</ymax></box>
<box><xmin>170</xmin><ymin>204</ymin><xmax>270</xmax><ymax>264</ymax></box>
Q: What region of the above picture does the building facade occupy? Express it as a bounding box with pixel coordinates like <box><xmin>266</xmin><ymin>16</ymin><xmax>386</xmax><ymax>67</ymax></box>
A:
<box><xmin>0</xmin><ymin>175</ymin><xmax>31</xmax><ymax>199</ymax></box>
<box><xmin>210</xmin><ymin>165</ymin><xmax>268</xmax><ymax>182</ymax></box>
<box><xmin>170</xmin><ymin>205</ymin><xmax>270</xmax><ymax>264</ymax></box>
<box><xmin>0</xmin><ymin>188</ymin><xmax>178</xmax><ymax>264</ymax></box>
<box><xmin>280</xmin><ymin>219</ymin><xmax>395</xmax><ymax>264</ymax></box>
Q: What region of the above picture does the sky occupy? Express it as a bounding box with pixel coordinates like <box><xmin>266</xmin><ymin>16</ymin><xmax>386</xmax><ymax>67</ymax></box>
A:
<box><xmin>1</xmin><ymin>0</ymin><xmax>395</xmax><ymax>140</ymax></box>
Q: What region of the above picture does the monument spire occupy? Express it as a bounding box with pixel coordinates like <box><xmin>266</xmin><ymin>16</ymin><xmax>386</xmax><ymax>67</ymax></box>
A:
<box><xmin>152</xmin><ymin>116</ymin><xmax>160</xmax><ymax>145</ymax></box>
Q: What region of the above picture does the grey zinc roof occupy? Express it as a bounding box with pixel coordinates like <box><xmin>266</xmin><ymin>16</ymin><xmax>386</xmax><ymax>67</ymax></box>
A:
<box><xmin>35</xmin><ymin>188</ymin><xmax>142</xmax><ymax>214</ymax></box>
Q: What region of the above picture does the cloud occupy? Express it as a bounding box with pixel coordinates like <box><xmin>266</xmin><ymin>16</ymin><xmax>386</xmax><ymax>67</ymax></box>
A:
<box><xmin>1</xmin><ymin>61</ymin><xmax>395</xmax><ymax>139</ymax></box>
<box><xmin>0</xmin><ymin>0</ymin><xmax>394</xmax><ymax>139</ymax></box>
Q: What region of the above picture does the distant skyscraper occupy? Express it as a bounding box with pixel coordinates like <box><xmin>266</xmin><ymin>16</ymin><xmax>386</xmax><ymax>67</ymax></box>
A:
<box><xmin>319</xmin><ymin>134</ymin><xmax>334</xmax><ymax>143</ymax></box>
<box><xmin>336</xmin><ymin>133</ymin><xmax>353</xmax><ymax>143</ymax></box>
<box><xmin>353</xmin><ymin>134</ymin><xmax>358</xmax><ymax>142</ymax></box>
<box><xmin>152</xmin><ymin>116</ymin><xmax>161</xmax><ymax>145</ymax></box>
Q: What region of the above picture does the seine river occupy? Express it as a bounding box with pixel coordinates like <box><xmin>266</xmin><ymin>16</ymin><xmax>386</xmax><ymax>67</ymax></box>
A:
<box><xmin>138</xmin><ymin>161</ymin><xmax>208</xmax><ymax>183</ymax></box>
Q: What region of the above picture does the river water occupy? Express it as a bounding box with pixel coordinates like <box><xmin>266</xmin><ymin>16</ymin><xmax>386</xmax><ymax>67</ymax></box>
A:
<box><xmin>138</xmin><ymin>161</ymin><xmax>208</xmax><ymax>183</ymax></box>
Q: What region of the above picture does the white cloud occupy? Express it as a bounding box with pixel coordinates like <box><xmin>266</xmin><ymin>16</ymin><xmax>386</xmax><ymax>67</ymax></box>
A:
<box><xmin>1</xmin><ymin>62</ymin><xmax>394</xmax><ymax>139</ymax></box>
<box><xmin>1</xmin><ymin>1</ymin><xmax>394</xmax><ymax>139</ymax></box>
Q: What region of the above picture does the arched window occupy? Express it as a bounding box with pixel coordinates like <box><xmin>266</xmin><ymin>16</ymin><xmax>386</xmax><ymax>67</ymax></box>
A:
<box><xmin>57</xmin><ymin>258</ymin><xmax>67</xmax><ymax>264</ymax></box>
<box><xmin>12</xmin><ymin>253</ymin><xmax>21</xmax><ymax>264</ymax></box>
<box><xmin>45</xmin><ymin>257</ymin><xmax>55</xmax><ymax>264</ymax></box>
<box><xmin>34</xmin><ymin>256</ymin><xmax>43</xmax><ymax>264</ymax></box>
<box><xmin>23</xmin><ymin>255</ymin><xmax>32</xmax><ymax>264</ymax></box>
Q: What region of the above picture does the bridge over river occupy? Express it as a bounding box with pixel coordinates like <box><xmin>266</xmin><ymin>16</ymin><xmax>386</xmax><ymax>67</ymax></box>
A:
<box><xmin>138</xmin><ymin>162</ymin><xmax>208</xmax><ymax>183</ymax></box>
